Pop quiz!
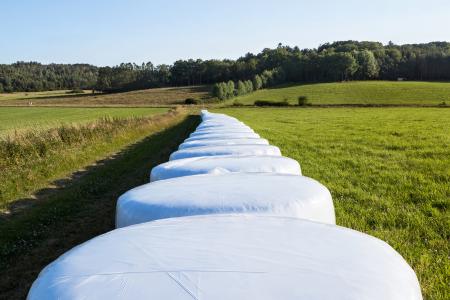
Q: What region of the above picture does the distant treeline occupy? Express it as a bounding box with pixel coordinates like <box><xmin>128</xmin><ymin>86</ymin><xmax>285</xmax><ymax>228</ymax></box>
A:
<box><xmin>0</xmin><ymin>62</ymin><xmax>97</xmax><ymax>92</ymax></box>
<box><xmin>1</xmin><ymin>41</ymin><xmax>450</xmax><ymax>93</ymax></box>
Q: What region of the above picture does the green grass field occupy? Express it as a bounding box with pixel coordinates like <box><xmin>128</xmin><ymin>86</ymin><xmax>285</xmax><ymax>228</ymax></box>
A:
<box><xmin>216</xmin><ymin>107</ymin><xmax>449</xmax><ymax>299</ymax></box>
<box><xmin>3</xmin><ymin>81</ymin><xmax>450</xmax><ymax>107</ymax></box>
<box><xmin>230</xmin><ymin>81</ymin><xmax>450</xmax><ymax>106</ymax></box>
<box><xmin>0</xmin><ymin>107</ymin><xmax>168</xmax><ymax>135</ymax></box>
<box><xmin>0</xmin><ymin>86</ymin><xmax>210</xmax><ymax>106</ymax></box>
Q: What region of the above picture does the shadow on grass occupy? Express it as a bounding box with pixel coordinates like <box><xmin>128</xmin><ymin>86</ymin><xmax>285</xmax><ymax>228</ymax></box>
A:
<box><xmin>18</xmin><ymin>85</ymin><xmax>212</xmax><ymax>102</ymax></box>
<box><xmin>16</xmin><ymin>92</ymin><xmax>101</xmax><ymax>101</ymax></box>
<box><xmin>265</xmin><ymin>81</ymin><xmax>327</xmax><ymax>90</ymax></box>
<box><xmin>0</xmin><ymin>115</ymin><xmax>199</xmax><ymax>299</ymax></box>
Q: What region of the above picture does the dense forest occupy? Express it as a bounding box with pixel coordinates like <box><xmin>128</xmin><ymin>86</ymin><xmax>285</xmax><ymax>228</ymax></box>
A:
<box><xmin>1</xmin><ymin>41</ymin><xmax>450</xmax><ymax>93</ymax></box>
<box><xmin>0</xmin><ymin>62</ymin><xmax>97</xmax><ymax>92</ymax></box>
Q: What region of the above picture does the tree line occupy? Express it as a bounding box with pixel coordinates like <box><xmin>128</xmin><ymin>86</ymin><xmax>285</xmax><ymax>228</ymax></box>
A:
<box><xmin>0</xmin><ymin>62</ymin><xmax>97</xmax><ymax>93</ymax></box>
<box><xmin>1</xmin><ymin>41</ymin><xmax>450</xmax><ymax>93</ymax></box>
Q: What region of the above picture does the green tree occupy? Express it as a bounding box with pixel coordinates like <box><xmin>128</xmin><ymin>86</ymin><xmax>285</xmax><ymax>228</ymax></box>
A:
<box><xmin>252</xmin><ymin>75</ymin><xmax>263</xmax><ymax>90</ymax></box>
<box><xmin>355</xmin><ymin>50</ymin><xmax>380</xmax><ymax>79</ymax></box>
<box><xmin>227</xmin><ymin>80</ymin><xmax>235</xmax><ymax>98</ymax></box>
<box><xmin>322</xmin><ymin>52</ymin><xmax>358</xmax><ymax>81</ymax></box>
<box><xmin>261</xmin><ymin>70</ymin><xmax>274</xmax><ymax>87</ymax></box>
<box><xmin>237</xmin><ymin>80</ymin><xmax>246</xmax><ymax>95</ymax></box>
<box><xmin>212</xmin><ymin>83</ymin><xmax>220</xmax><ymax>99</ymax></box>
<box><xmin>219</xmin><ymin>82</ymin><xmax>228</xmax><ymax>99</ymax></box>
<box><xmin>246</xmin><ymin>80</ymin><xmax>254</xmax><ymax>92</ymax></box>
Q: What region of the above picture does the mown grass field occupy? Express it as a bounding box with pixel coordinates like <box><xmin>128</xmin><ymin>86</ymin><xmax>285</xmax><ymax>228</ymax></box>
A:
<box><xmin>0</xmin><ymin>86</ymin><xmax>210</xmax><ymax>106</ymax></box>
<box><xmin>230</xmin><ymin>81</ymin><xmax>450</xmax><ymax>106</ymax></box>
<box><xmin>0</xmin><ymin>89</ymin><xmax>91</xmax><ymax>101</ymax></box>
<box><xmin>0</xmin><ymin>110</ymin><xmax>199</xmax><ymax>299</ymax></box>
<box><xmin>216</xmin><ymin>107</ymin><xmax>449</xmax><ymax>299</ymax></box>
<box><xmin>0</xmin><ymin>107</ymin><xmax>168</xmax><ymax>136</ymax></box>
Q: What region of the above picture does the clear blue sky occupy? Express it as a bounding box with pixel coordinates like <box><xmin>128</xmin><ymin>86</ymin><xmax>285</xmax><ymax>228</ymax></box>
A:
<box><xmin>2</xmin><ymin>0</ymin><xmax>449</xmax><ymax>66</ymax></box>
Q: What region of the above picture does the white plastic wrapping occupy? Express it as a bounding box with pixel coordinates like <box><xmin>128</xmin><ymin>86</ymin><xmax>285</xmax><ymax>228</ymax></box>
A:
<box><xmin>178</xmin><ymin>138</ymin><xmax>270</xmax><ymax>150</ymax></box>
<box><xmin>200</xmin><ymin>111</ymin><xmax>237</xmax><ymax>121</ymax></box>
<box><xmin>195</xmin><ymin>125</ymin><xmax>254</xmax><ymax>132</ymax></box>
<box><xmin>197</xmin><ymin>116</ymin><xmax>244</xmax><ymax>125</ymax></box>
<box><xmin>184</xmin><ymin>132</ymin><xmax>261</xmax><ymax>142</ymax></box>
<box><xmin>191</xmin><ymin>127</ymin><xmax>255</xmax><ymax>135</ymax></box>
<box><xmin>150</xmin><ymin>155</ymin><xmax>301</xmax><ymax>181</ymax></box>
<box><xmin>189</xmin><ymin>129</ymin><xmax>255</xmax><ymax>138</ymax></box>
<box><xmin>28</xmin><ymin>215</ymin><xmax>422</xmax><ymax>300</ymax></box>
<box><xmin>198</xmin><ymin>117</ymin><xmax>242</xmax><ymax>123</ymax></box>
<box><xmin>116</xmin><ymin>173</ymin><xmax>332</xmax><ymax>227</ymax></box>
<box><xmin>170</xmin><ymin>144</ymin><xmax>281</xmax><ymax>160</ymax></box>
<box><xmin>195</xmin><ymin>122</ymin><xmax>247</xmax><ymax>130</ymax></box>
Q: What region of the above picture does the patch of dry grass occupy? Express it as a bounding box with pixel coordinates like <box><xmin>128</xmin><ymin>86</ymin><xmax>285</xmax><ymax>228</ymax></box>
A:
<box><xmin>0</xmin><ymin>86</ymin><xmax>210</xmax><ymax>106</ymax></box>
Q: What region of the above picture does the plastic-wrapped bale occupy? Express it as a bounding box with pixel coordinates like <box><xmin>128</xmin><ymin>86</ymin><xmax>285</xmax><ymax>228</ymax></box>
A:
<box><xmin>189</xmin><ymin>129</ymin><xmax>255</xmax><ymax>138</ymax></box>
<box><xmin>191</xmin><ymin>127</ymin><xmax>255</xmax><ymax>135</ymax></box>
<box><xmin>201</xmin><ymin>115</ymin><xmax>239</xmax><ymax>123</ymax></box>
<box><xmin>178</xmin><ymin>138</ymin><xmax>269</xmax><ymax>150</ymax></box>
<box><xmin>116</xmin><ymin>173</ymin><xmax>332</xmax><ymax>227</ymax></box>
<box><xmin>150</xmin><ymin>155</ymin><xmax>302</xmax><ymax>181</ymax></box>
<box><xmin>28</xmin><ymin>215</ymin><xmax>423</xmax><ymax>300</ymax></box>
<box><xmin>197</xmin><ymin>119</ymin><xmax>247</xmax><ymax>125</ymax></box>
<box><xmin>200</xmin><ymin>110</ymin><xmax>236</xmax><ymax>121</ymax></box>
<box><xmin>201</xmin><ymin>112</ymin><xmax>234</xmax><ymax>120</ymax></box>
<box><xmin>170</xmin><ymin>144</ymin><xmax>281</xmax><ymax>160</ymax></box>
<box><xmin>198</xmin><ymin>114</ymin><xmax>243</xmax><ymax>123</ymax></box>
<box><xmin>196</xmin><ymin>122</ymin><xmax>248</xmax><ymax>130</ymax></box>
<box><xmin>195</xmin><ymin>122</ymin><xmax>251</xmax><ymax>130</ymax></box>
<box><xmin>183</xmin><ymin>132</ymin><xmax>261</xmax><ymax>142</ymax></box>
<box><xmin>198</xmin><ymin>116</ymin><xmax>242</xmax><ymax>123</ymax></box>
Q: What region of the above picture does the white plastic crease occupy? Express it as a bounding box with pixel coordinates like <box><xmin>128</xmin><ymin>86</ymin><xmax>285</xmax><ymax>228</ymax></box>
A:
<box><xmin>28</xmin><ymin>215</ymin><xmax>423</xmax><ymax>300</ymax></box>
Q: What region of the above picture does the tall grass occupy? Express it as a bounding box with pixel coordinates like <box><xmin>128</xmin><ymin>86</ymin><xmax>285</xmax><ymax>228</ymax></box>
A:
<box><xmin>0</xmin><ymin>108</ymin><xmax>184</xmax><ymax>211</ymax></box>
<box><xmin>0</xmin><ymin>107</ymin><xmax>168</xmax><ymax>135</ymax></box>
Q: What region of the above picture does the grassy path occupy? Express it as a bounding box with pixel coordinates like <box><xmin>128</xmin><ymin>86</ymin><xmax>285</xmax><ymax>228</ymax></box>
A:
<box><xmin>216</xmin><ymin>107</ymin><xmax>449</xmax><ymax>299</ymax></box>
<box><xmin>0</xmin><ymin>114</ymin><xmax>199</xmax><ymax>299</ymax></box>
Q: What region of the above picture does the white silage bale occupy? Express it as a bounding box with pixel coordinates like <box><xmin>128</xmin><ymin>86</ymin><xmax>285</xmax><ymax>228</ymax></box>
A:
<box><xmin>170</xmin><ymin>144</ymin><xmax>280</xmax><ymax>160</ymax></box>
<box><xmin>116</xmin><ymin>173</ymin><xmax>332</xmax><ymax>227</ymax></box>
<box><xmin>189</xmin><ymin>129</ymin><xmax>255</xmax><ymax>138</ymax></box>
<box><xmin>193</xmin><ymin>126</ymin><xmax>254</xmax><ymax>134</ymax></box>
<box><xmin>28</xmin><ymin>215</ymin><xmax>422</xmax><ymax>300</ymax></box>
<box><xmin>150</xmin><ymin>155</ymin><xmax>301</xmax><ymax>181</ymax></box>
<box><xmin>196</xmin><ymin>120</ymin><xmax>246</xmax><ymax>129</ymax></box>
<box><xmin>178</xmin><ymin>138</ymin><xmax>269</xmax><ymax>150</ymax></box>
<box><xmin>184</xmin><ymin>132</ymin><xmax>261</xmax><ymax>142</ymax></box>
